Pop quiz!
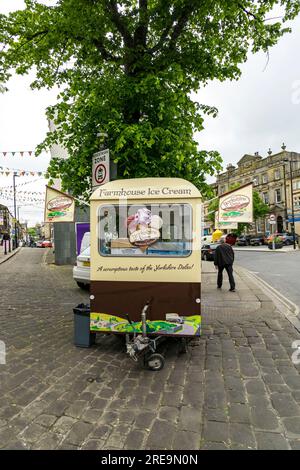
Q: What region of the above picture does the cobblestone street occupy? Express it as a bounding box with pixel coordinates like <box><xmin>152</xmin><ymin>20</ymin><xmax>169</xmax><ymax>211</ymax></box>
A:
<box><xmin>1</xmin><ymin>248</ymin><xmax>300</xmax><ymax>450</ymax></box>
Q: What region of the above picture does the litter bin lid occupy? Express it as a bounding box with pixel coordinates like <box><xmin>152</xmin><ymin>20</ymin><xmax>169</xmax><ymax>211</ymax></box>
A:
<box><xmin>73</xmin><ymin>304</ymin><xmax>90</xmax><ymax>316</ymax></box>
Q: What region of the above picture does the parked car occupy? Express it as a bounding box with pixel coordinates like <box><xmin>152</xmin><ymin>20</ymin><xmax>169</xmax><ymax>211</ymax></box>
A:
<box><xmin>281</xmin><ymin>232</ymin><xmax>299</xmax><ymax>245</ymax></box>
<box><xmin>73</xmin><ymin>246</ymin><xmax>90</xmax><ymax>289</ymax></box>
<box><xmin>201</xmin><ymin>243</ymin><xmax>219</xmax><ymax>261</ymax></box>
<box><xmin>201</xmin><ymin>234</ymin><xmax>213</xmax><ymax>245</ymax></box>
<box><xmin>79</xmin><ymin>231</ymin><xmax>90</xmax><ymax>254</ymax></box>
<box><xmin>249</xmin><ymin>234</ymin><xmax>265</xmax><ymax>246</ymax></box>
<box><xmin>263</xmin><ymin>231</ymin><xmax>271</xmax><ymax>244</ymax></box>
<box><xmin>36</xmin><ymin>240</ymin><xmax>44</xmax><ymax>248</ymax></box>
<box><xmin>41</xmin><ymin>240</ymin><xmax>53</xmax><ymax>248</ymax></box>
<box><xmin>236</xmin><ymin>235</ymin><xmax>251</xmax><ymax>246</ymax></box>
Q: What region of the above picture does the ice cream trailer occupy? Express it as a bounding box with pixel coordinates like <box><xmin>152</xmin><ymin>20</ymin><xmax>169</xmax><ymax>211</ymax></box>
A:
<box><xmin>89</xmin><ymin>178</ymin><xmax>202</xmax><ymax>369</ymax></box>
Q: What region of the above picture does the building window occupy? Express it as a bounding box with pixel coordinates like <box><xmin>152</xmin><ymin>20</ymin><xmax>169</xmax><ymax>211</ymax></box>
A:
<box><xmin>220</xmin><ymin>186</ymin><xmax>226</xmax><ymax>194</ymax></box>
<box><xmin>274</xmin><ymin>169</ymin><xmax>280</xmax><ymax>180</ymax></box>
<box><xmin>262</xmin><ymin>192</ymin><xmax>269</xmax><ymax>204</ymax></box>
<box><xmin>294</xmin><ymin>196</ymin><xmax>300</xmax><ymax>209</ymax></box>
<box><xmin>293</xmin><ymin>180</ymin><xmax>300</xmax><ymax>190</ymax></box>
<box><xmin>275</xmin><ymin>189</ymin><xmax>282</xmax><ymax>203</ymax></box>
<box><xmin>253</xmin><ymin>176</ymin><xmax>259</xmax><ymax>186</ymax></box>
<box><xmin>262</xmin><ymin>174</ymin><xmax>268</xmax><ymax>184</ymax></box>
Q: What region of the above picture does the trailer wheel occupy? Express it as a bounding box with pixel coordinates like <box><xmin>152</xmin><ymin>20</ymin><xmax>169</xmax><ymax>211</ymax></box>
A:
<box><xmin>147</xmin><ymin>353</ymin><xmax>165</xmax><ymax>371</ymax></box>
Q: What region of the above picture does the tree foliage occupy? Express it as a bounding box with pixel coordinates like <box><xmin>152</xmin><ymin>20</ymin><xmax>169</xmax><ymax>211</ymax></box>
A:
<box><xmin>27</xmin><ymin>227</ymin><xmax>37</xmax><ymax>238</ymax></box>
<box><xmin>0</xmin><ymin>1</ymin><xmax>299</xmax><ymax>198</ymax></box>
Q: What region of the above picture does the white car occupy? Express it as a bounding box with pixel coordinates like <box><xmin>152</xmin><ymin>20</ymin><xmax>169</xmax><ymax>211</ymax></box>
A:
<box><xmin>201</xmin><ymin>234</ymin><xmax>213</xmax><ymax>245</ymax></box>
<box><xmin>79</xmin><ymin>231</ymin><xmax>90</xmax><ymax>254</ymax></box>
<box><xmin>73</xmin><ymin>246</ymin><xmax>90</xmax><ymax>289</ymax></box>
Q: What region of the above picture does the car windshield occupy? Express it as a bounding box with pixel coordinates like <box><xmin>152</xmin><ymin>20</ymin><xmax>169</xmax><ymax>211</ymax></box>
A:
<box><xmin>79</xmin><ymin>246</ymin><xmax>90</xmax><ymax>257</ymax></box>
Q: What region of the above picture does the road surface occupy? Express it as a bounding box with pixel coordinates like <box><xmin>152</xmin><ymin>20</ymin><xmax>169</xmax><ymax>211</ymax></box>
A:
<box><xmin>235</xmin><ymin>250</ymin><xmax>300</xmax><ymax>311</ymax></box>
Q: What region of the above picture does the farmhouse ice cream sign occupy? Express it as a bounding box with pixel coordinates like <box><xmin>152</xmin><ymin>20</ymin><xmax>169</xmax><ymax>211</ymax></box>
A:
<box><xmin>44</xmin><ymin>186</ymin><xmax>75</xmax><ymax>223</ymax></box>
<box><xmin>218</xmin><ymin>184</ymin><xmax>253</xmax><ymax>224</ymax></box>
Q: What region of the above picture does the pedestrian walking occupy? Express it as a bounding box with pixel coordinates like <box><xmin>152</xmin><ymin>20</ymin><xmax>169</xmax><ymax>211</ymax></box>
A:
<box><xmin>214</xmin><ymin>238</ymin><xmax>236</xmax><ymax>292</ymax></box>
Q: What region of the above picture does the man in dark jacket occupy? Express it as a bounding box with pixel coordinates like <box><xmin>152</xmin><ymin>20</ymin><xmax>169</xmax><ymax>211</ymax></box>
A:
<box><xmin>214</xmin><ymin>238</ymin><xmax>236</xmax><ymax>292</ymax></box>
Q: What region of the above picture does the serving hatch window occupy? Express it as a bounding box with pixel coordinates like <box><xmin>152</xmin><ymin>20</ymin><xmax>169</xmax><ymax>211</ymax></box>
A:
<box><xmin>98</xmin><ymin>204</ymin><xmax>192</xmax><ymax>257</ymax></box>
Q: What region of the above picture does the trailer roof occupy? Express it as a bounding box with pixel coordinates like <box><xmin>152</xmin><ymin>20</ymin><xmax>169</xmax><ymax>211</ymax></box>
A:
<box><xmin>90</xmin><ymin>178</ymin><xmax>201</xmax><ymax>200</ymax></box>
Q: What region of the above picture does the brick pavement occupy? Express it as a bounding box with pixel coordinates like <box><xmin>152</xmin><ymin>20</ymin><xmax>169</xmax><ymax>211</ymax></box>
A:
<box><xmin>0</xmin><ymin>248</ymin><xmax>300</xmax><ymax>450</ymax></box>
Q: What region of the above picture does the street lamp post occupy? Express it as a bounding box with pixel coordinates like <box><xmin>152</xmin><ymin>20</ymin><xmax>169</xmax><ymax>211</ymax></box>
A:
<box><xmin>289</xmin><ymin>160</ymin><xmax>296</xmax><ymax>250</ymax></box>
<box><xmin>13</xmin><ymin>172</ymin><xmax>19</xmax><ymax>250</ymax></box>
<box><xmin>282</xmin><ymin>164</ymin><xmax>289</xmax><ymax>231</ymax></box>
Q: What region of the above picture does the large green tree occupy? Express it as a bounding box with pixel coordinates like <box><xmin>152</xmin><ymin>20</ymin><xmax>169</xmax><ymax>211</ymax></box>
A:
<box><xmin>0</xmin><ymin>1</ymin><xmax>299</xmax><ymax>199</ymax></box>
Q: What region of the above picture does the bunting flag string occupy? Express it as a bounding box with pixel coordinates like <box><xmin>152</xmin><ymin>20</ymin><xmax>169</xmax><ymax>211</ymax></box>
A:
<box><xmin>0</xmin><ymin>193</ymin><xmax>45</xmax><ymax>204</ymax></box>
<box><xmin>0</xmin><ymin>188</ymin><xmax>45</xmax><ymax>196</ymax></box>
<box><xmin>0</xmin><ymin>151</ymin><xmax>37</xmax><ymax>158</ymax></box>
<box><xmin>0</xmin><ymin>167</ymin><xmax>46</xmax><ymax>177</ymax></box>
<box><xmin>1</xmin><ymin>177</ymin><xmax>44</xmax><ymax>190</ymax></box>
<box><xmin>6</xmin><ymin>203</ymin><xmax>45</xmax><ymax>210</ymax></box>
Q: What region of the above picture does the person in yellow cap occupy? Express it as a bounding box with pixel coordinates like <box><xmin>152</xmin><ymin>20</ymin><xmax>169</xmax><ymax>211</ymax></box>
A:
<box><xmin>212</xmin><ymin>228</ymin><xmax>223</xmax><ymax>243</ymax></box>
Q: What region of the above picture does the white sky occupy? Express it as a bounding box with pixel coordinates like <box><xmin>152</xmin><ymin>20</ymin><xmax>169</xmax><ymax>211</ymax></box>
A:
<box><xmin>0</xmin><ymin>2</ymin><xmax>57</xmax><ymax>227</ymax></box>
<box><xmin>1</xmin><ymin>1</ymin><xmax>300</xmax><ymax>224</ymax></box>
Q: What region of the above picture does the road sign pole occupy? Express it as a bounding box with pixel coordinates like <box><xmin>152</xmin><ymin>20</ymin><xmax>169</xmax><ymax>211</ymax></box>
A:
<box><xmin>13</xmin><ymin>172</ymin><xmax>18</xmax><ymax>250</ymax></box>
<box><xmin>269</xmin><ymin>214</ymin><xmax>276</xmax><ymax>250</ymax></box>
<box><xmin>289</xmin><ymin>160</ymin><xmax>296</xmax><ymax>250</ymax></box>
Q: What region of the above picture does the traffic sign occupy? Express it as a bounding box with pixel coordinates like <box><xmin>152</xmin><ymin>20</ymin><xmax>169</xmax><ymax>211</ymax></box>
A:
<box><xmin>269</xmin><ymin>214</ymin><xmax>276</xmax><ymax>222</ymax></box>
<box><xmin>94</xmin><ymin>163</ymin><xmax>107</xmax><ymax>185</ymax></box>
<box><xmin>92</xmin><ymin>149</ymin><xmax>110</xmax><ymax>188</ymax></box>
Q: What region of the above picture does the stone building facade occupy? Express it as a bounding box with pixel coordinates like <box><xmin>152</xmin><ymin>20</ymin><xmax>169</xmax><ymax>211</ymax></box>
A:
<box><xmin>0</xmin><ymin>204</ymin><xmax>10</xmax><ymax>233</ymax></box>
<box><xmin>209</xmin><ymin>146</ymin><xmax>300</xmax><ymax>234</ymax></box>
